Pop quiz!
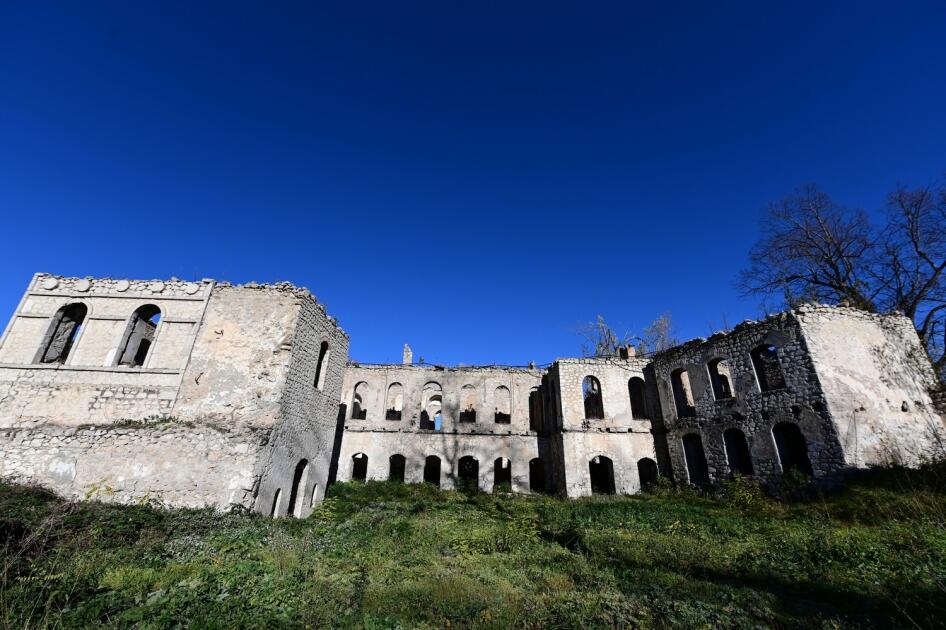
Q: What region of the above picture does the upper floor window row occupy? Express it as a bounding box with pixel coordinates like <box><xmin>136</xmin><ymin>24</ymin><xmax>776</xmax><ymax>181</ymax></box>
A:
<box><xmin>669</xmin><ymin>343</ymin><xmax>788</xmax><ymax>417</ymax></box>
<box><xmin>34</xmin><ymin>303</ymin><xmax>161</xmax><ymax>368</ymax></box>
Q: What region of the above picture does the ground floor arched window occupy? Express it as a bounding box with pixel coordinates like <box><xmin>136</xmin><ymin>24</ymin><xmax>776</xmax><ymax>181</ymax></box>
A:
<box><xmin>389</xmin><ymin>454</ymin><xmax>406</xmax><ymax>482</ymax></box>
<box><xmin>423</xmin><ymin>456</ymin><xmax>441</xmax><ymax>487</ymax></box>
<box><xmin>458</xmin><ymin>456</ymin><xmax>479</xmax><ymax>492</ymax></box>
<box><xmin>772</xmin><ymin>422</ymin><xmax>813</xmax><ymax>476</ymax></box>
<box><xmin>589</xmin><ymin>455</ymin><xmax>615</xmax><ymax>494</ymax></box>
<box><xmin>637</xmin><ymin>457</ymin><xmax>658</xmax><ymax>488</ymax></box>
<box><xmin>682</xmin><ymin>433</ymin><xmax>710</xmax><ymax>485</ymax></box>
<box><xmin>724</xmin><ymin>428</ymin><xmax>754</xmax><ymax>476</ymax></box>
<box><xmin>352</xmin><ymin>453</ymin><xmax>368</xmax><ymax>481</ymax></box>
<box><xmin>529</xmin><ymin>458</ymin><xmax>546</xmax><ymax>493</ymax></box>
<box><xmin>493</xmin><ymin>457</ymin><xmax>511</xmax><ymax>491</ymax></box>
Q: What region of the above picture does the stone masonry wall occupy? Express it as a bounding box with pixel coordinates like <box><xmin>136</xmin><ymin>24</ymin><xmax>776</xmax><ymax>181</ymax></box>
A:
<box><xmin>254</xmin><ymin>290</ymin><xmax>349</xmax><ymax>517</ymax></box>
<box><xmin>651</xmin><ymin>312</ymin><xmax>845</xmax><ymax>485</ymax></box>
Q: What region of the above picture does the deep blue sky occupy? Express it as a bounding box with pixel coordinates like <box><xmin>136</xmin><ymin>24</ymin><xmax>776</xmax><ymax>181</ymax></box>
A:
<box><xmin>2</xmin><ymin>2</ymin><xmax>945</xmax><ymax>365</ymax></box>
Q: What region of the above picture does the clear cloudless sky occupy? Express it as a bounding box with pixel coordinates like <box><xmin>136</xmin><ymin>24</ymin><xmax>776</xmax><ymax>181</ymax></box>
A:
<box><xmin>2</xmin><ymin>1</ymin><xmax>945</xmax><ymax>365</ymax></box>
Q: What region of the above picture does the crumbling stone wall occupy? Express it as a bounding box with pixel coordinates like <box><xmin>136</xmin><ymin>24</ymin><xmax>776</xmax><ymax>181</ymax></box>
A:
<box><xmin>546</xmin><ymin>358</ymin><xmax>658</xmax><ymax>497</ymax></box>
<box><xmin>336</xmin><ymin>364</ymin><xmax>546</xmax><ymax>492</ymax></box>
<box><xmin>651</xmin><ymin>311</ymin><xmax>845</xmax><ymax>485</ymax></box>
<box><xmin>0</xmin><ymin>275</ymin><xmax>348</xmax><ymax>513</ymax></box>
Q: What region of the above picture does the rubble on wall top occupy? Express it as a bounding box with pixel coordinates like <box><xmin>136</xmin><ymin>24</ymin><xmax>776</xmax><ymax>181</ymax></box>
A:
<box><xmin>348</xmin><ymin>361</ymin><xmax>545</xmax><ymax>373</ymax></box>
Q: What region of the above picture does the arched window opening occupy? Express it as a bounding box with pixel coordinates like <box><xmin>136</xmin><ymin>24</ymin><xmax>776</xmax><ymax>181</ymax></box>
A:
<box><xmin>529</xmin><ymin>458</ymin><xmax>546</xmax><ymax>493</ymax></box>
<box><xmin>589</xmin><ymin>456</ymin><xmax>615</xmax><ymax>494</ymax></box>
<box><xmin>670</xmin><ymin>368</ymin><xmax>695</xmax><ymax>417</ymax></box>
<box><xmin>493</xmin><ymin>457</ymin><xmax>511</xmax><ymax>491</ymax></box>
<box><xmin>313</xmin><ymin>341</ymin><xmax>330</xmax><ymax>389</ymax></box>
<box><xmin>458</xmin><ymin>455</ymin><xmax>479</xmax><ymax>492</ymax></box>
<box><xmin>772</xmin><ymin>422</ymin><xmax>813</xmax><ymax>476</ymax></box>
<box><xmin>117</xmin><ymin>304</ymin><xmax>161</xmax><ymax>367</ymax></box>
<box><xmin>270</xmin><ymin>488</ymin><xmax>282</xmax><ymax>519</ymax></box>
<box><xmin>723</xmin><ymin>428</ymin><xmax>754</xmax><ymax>476</ymax></box>
<box><xmin>682</xmin><ymin>433</ymin><xmax>710</xmax><ymax>485</ymax></box>
<box><xmin>310</xmin><ymin>483</ymin><xmax>319</xmax><ymax>508</ymax></box>
<box><xmin>286</xmin><ymin>459</ymin><xmax>310</xmax><ymax>518</ymax></box>
<box><xmin>423</xmin><ymin>455</ymin><xmax>441</xmax><ymax>486</ymax></box>
<box><xmin>494</xmin><ymin>386</ymin><xmax>511</xmax><ymax>424</ymax></box>
<box><xmin>751</xmin><ymin>345</ymin><xmax>786</xmax><ymax>392</ymax></box>
<box><xmin>459</xmin><ymin>384</ymin><xmax>477</xmax><ymax>423</ymax></box>
<box><xmin>420</xmin><ymin>382</ymin><xmax>442</xmax><ymax>431</ymax></box>
<box><xmin>528</xmin><ymin>388</ymin><xmax>544</xmax><ymax>432</ymax></box>
<box><xmin>352</xmin><ymin>453</ymin><xmax>368</xmax><ymax>481</ymax></box>
<box><xmin>351</xmin><ymin>382</ymin><xmax>368</xmax><ymax>420</ymax></box>
<box><xmin>628</xmin><ymin>377</ymin><xmax>648</xmax><ymax>420</ymax></box>
<box><xmin>637</xmin><ymin>458</ymin><xmax>658</xmax><ymax>488</ymax></box>
<box><xmin>389</xmin><ymin>454</ymin><xmax>406</xmax><ymax>482</ymax></box>
<box><xmin>385</xmin><ymin>382</ymin><xmax>404</xmax><ymax>421</ymax></box>
<box><xmin>582</xmin><ymin>376</ymin><xmax>604</xmax><ymax>420</ymax></box>
<box><xmin>36</xmin><ymin>303</ymin><xmax>87</xmax><ymax>365</ymax></box>
<box><xmin>707</xmin><ymin>358</ymin><xmax>733</xmax><ymax>400</ymax></box>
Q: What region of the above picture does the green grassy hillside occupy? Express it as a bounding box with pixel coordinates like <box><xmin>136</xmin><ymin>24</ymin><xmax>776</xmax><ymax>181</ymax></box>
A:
<box><xmin>2</xmin><ymin>467</ymin><xmax>945</xmax><ymax>628</ymax></box>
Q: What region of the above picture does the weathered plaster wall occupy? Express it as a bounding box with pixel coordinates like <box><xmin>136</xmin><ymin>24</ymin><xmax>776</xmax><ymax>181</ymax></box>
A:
<box><xmin>797</xmin><ymin>305</ymin><xmax>946</xmax><ymax>467</ymax></box>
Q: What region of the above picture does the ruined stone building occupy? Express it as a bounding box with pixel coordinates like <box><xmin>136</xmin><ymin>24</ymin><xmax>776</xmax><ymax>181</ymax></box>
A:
<box><xmin>1</xmin><ymin>273</ymin><xmax>944</xmax><ymax>516</ymax></box>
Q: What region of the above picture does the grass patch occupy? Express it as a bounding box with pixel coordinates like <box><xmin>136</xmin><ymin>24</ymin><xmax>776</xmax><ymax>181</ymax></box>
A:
<box><xmin>2</xmin><ymin>465</ymin><xmax>945</xmax><ymax>627</ymax></box>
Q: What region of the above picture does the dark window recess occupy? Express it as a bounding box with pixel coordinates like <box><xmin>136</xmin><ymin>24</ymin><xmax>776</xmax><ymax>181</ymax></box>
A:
<box><xmin>493</xmin><ymin>458</ymin><xmax>511</xmax><ymax>490</ymax></box>
<box><xmin>459</xmin><ymin>408</ymin><xmax>476</xmax><ymax>423</ymax></box>
<box><xmin>458</xmin><ymin>456</ymin><xmax>479</xmax><ymax>492</ymax></box>
<box><xmin>628</xmin><ymin>377</ymin><xmax>648</xmax><ymax>419</ymax></box>
<box><xmin>38</xmin><ymin>303</ymin><xmax>87</xmax><ymax>364</ymax></box>
<box><xmin>682</xmin><ymin>433</ymin><xmax>710</xmax><ymax>485</ymax></box>
<box><xmin>589</xmin><ymin>456</ymin><xmax>615</xmax><ymax>494</ymax></box>
<box><xmin>707</xmin><ymin>358</ymin><xmax>734</xmax><ymax>400</ymax></box>
<box><xmin>583</xmin><ymin>376</ymin><xmax>604</xmax><ymax>419</ymax></box>
<box><xmin>773</xmin><ymin>422</ymin><xmax>813</xmax><ymax>475</ymax></box>
<box><xmin>285</xmin><ymin>459</ymin><xmax>309</xmax><ymax>518</ymax></box>
<box><xmin>423</xmin><ymin>456</ymin><xmax>441</xmax><ymax>486</ymax></box>
<box><xmin>723</xmin><ymin>428</ymin><xmax>754</xmax><ymax>476</ymax></box>
<box><xmin>529</xmin><ymin>458</ymin><xmax>546</xmax><ymax>493</ymax></box>
<box><xmin>118</xmin><ymin>305</ymin><xmax>161</xmax><ymax>367</ymax></box>
<box><xmin>637</xmin><ymin>457</ymin><xmax>658</xmax><ymax>487</ymax></box>
<box><xmin>494</xmin><ymin>411</ymin><xmax>511</xmax><ymax>424</ymax></box>
<box><xmin>389</xmin><ymin>454</ymin><xmax>406</xmax><ymax>482</ymax></box>
<box><xmin>751</xmin><ymin>345</ymin><xmax>786</xmax><ymax>391</ymax></box>
<box><xmin>385</xmin><ymin>408</ymin><xmax>402</xmax><ymax>421</ymax></box>
<box><xmin>671</xmin><ymin>369</ymin><xmax>696</xmax><ymax>417</ymax></box>
<box><xmin>351</xmin><ymin>454</ymin><xmax>368</xmax><ymax>481</ymax></box>
<box><xmin>528</xmin><ymin>389</ymin><xmax>544</xmax><ymax>431</ymax></box>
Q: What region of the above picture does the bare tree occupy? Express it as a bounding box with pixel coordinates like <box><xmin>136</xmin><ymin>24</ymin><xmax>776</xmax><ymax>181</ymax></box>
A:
<box><xmin>579</xmin><ymin>315</ymin><xmax>630</xmax><ymax>357</ymax></box>
<box><xmin>638</xmin><ymin>312</ymin><xmax>679</xmax><ymax>355</ymax></box>
<box><xmin>579</xmin><ymin>313</ymin><xmax>679</xmax><ymax>357</ymax></box>
<box><xmin>740</xmin><ymin>179</ymin><xmax>946</xmax><ymax>378</ymax></box>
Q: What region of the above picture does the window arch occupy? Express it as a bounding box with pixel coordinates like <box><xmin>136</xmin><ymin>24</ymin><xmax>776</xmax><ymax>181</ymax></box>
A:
<box><xmin>751</xmin><ymin>344</ymin><xmax>786</xmax><ymax>391</ymax></box>
<box><xmin>459</xmin><ymin>384</ymin><xmax>477</xmax><ymax>423</ymax></box>
<box><xmin>529</xmin><ymin>458</ymin><xmax>546</xmax><ymax>493</ymax></box>
<box><xmin>637</xmin><ymin>457</ymin><xmax>658</xmax><ymax>487</ymax></box>
<box><xmin>420</xmin><ymin>382</ymin><xmax>442</xmax><ymax>431</ymax></box>
<box><xmin>582</xmin><ymin>376</ymin><xmax>604</xmax><ymax>419</ymax></box>
<box><xmin>670</xmin><ymin>368</ymin><xmax>695</xmax><ymax>417</ymax></box>
<box><xmin>682</xmin><ymin>433</ymin><xmax>709</xmax><ymax>485</ymax></box>
<box><xmin>628</xmin><ymin>377</ymin><xmax>647</xmax><ymax>419</ymax></box>
<box><xmin>494</xmin><ymin>386</ymin><xmax>511</xmax><ymax>424</ymax></box>
<box><xmin>117</xmin><ymin>304</ymin><xmax>161</xmax><ymax>367</ymax></box>
<box><xmin>389</xmin><ymin>454</ymin><xmax>406</xmax><ymax>482</ymax></box>
<box><xmin>493</xmin><ymin>457</ymin><xmax>511</xmax><ymax>491</ymax></box>
<box><xmin>723</xmin><ymin>428</ymin><xmax>754</xmax><ymax>476</ymax></box>
<box><xmin>351</xmin><ymin>382</ymin><xmax>369</xmax><ymax>419</ymax></box>
<box><xmin>707</xmin><ymin>358</ymin><xmax>733</xmax><ymax>400</ymax></box>
<box><xmin>286</xmin><ymin>459</ymin><xmax>310</xmax><ymax>518</ymax></box>
<box><xmin>589</xmin><ymin>455</ymin><xmax>615</xmax><ymax>494</ymax></box>
<box><xmin>36</xmin><ymin>303</ymin><xmax>87</xmax><ymax>365</ymax></box>
<box><xmin>313</xmin><ymin>341</ymin><xmax>330</xmax><ymax>389</ymax></box>
<box><xmin>270</xmin><ymin>488</ymin><xmax>282</xmax><ymax>519</ymax></box>
<box><xmin>351</xmin><ymin>452</ymin><xmax>368</xmax><ymax>481</ymax></box>
<box><xmin>772</xmin><ymin>422</ymin><xmax>813</xmax><ymax>475</ymax></box>
<box><xmin>385</xmin><ymin>382</ymin><xmax>404</xmax><ymax>420</ymax></box>
<box><xmin>458</xmin><ymin>456</ymin><xmax>479</xmax><ymax>491</ymax></box>
<box><xmin>423</xmin><ymin>455</ymin><xmax>441</xmax><ymax>486</ymax></box>
<box><xmin>528</xmin><ymin>387</ymin><xmax>544</xmax><ymax>431</ymax></box>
